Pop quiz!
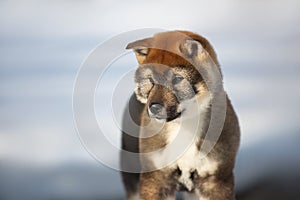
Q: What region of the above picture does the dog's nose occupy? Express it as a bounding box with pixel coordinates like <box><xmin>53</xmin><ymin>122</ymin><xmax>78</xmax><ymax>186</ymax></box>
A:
<box><xmin>149</xmin><ymin>103</ymin><xmax>163</xmax><ymax>116</ymax></box>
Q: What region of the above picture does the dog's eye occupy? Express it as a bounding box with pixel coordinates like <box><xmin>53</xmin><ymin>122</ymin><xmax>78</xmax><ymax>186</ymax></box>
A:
<box><xmin>172</xmin><ymin>75</ymin><xmax>184</xmax><ymax>85</ymax></box>
<box><xmin>149</xmin><ymin>77</ymin><xmax>154</xmax><ymax>84</ymax></box>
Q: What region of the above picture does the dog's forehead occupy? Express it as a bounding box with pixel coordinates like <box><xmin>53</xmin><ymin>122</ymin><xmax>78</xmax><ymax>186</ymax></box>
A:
<box><xmin>145</xmin><ymin>49</ymin><xmax>189</xmax><ymax>66</ymax></box>
<box><xmin>141</xmin><ymin>31</ymin><xmax>189</xmax><ymax>67</ymax></box>
<box><xmin>150</xmin><ymin>31</ymin><xmax>187</xmax><ymax>54</ymax></box>
<box><xmin>140</xmin><ymin>64</ymin><xmax>171</xmax><ymax>77</ymax></box>
<box><xmin>139</xmin><ymin>31</ymin><xmax>197</xmax><ymax>74</ymax></box>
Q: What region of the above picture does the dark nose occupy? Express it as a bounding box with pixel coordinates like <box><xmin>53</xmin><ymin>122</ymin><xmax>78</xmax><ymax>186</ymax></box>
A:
<box><xmin>149</xmin><ymin>103</ymin><xmax>163</xmax><ymax>116</ymax></box>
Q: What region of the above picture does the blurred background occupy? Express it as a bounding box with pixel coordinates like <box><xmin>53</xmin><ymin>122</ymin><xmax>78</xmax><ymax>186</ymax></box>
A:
<box><xmin>1</xmin><ymin>0</ymin><xmax>300</xmax><ymax>199</ymax></box>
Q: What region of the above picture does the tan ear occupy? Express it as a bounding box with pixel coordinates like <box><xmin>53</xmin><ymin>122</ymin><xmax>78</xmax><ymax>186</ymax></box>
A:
<box><xmin>181</xmin><ymin>39</ymin><xmax>204</xmax><ymax>59</ymax></box>
<box><xmin>126</xmin><ymin>38</ymin><xmax>152</xmax><ymax>64</ymax></box>
<box><xmin>176</xmin><ymin>30</ymin><xmax>219</xmax><ymax>65</ymax></box>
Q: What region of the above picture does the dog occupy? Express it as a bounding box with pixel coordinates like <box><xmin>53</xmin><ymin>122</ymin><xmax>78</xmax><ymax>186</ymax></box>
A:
<box><xmin>120</xmin><ymin>30</ymin><xmax>240</xmax><ymax>200</ymax></box>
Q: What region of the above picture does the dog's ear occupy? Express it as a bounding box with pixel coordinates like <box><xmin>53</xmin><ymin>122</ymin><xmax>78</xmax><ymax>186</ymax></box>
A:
<box><xmin>180</xmin><ymin>39</ymin><xmax>205</xmax><ymax>59</ymax></box>
<box><xmin>126</xmin><ymin>38</ymin><xmax>152</xmax><ymax>64</ymax></box>
<box><xmin>177</xmin><ymin>31</ymin><xmax>219</xmax><ymax>65</ymax></box>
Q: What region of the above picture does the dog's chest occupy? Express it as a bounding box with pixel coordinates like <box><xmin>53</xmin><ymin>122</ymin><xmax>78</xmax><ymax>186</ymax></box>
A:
<box><xmin>149</xmin><ymin>124</ymin><xmax>219</xmax><ymax>191</ymax></box>
<box><xmin>173</xmin><ymin>137</ymin><xmax>218</xmax><ymax>191</ymax></box>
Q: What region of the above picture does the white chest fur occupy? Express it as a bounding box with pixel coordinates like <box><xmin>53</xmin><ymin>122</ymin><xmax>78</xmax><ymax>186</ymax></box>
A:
<box><xmin>175</xmin><ymin>139</ymin><xmax>219</xmax><ymax>191</ymax></box>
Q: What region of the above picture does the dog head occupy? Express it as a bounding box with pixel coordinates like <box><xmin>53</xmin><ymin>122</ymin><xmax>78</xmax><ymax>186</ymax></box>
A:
<box><xmin>126</xmin><ymin>31</ymin><xmax>220</xmax><ymax>122</ymax></box>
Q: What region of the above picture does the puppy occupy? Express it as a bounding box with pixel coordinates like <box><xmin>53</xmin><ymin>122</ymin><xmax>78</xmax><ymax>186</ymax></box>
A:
<box><xmin>121</xmin><ymin>31</ymin><xmax>240</xmax><ymax>200</ymax></box>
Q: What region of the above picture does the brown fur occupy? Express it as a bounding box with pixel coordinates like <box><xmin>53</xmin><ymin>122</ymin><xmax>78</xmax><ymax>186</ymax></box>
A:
<box><xmin>121</xmin><ymin>30</ymin><xmax>240</xmax><ymax>200</ymax></box>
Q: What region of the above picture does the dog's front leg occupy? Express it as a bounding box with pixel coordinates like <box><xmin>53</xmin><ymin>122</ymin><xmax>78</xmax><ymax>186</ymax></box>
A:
<box><xmin>140</xmin><ymin>171</ymin><xmax>175</xmax><ymax>200</ymax></box>
<box><xmin>199</xmin><ymin>174</ymin><xmax>235</xmax><ymax>200</ymax></box>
